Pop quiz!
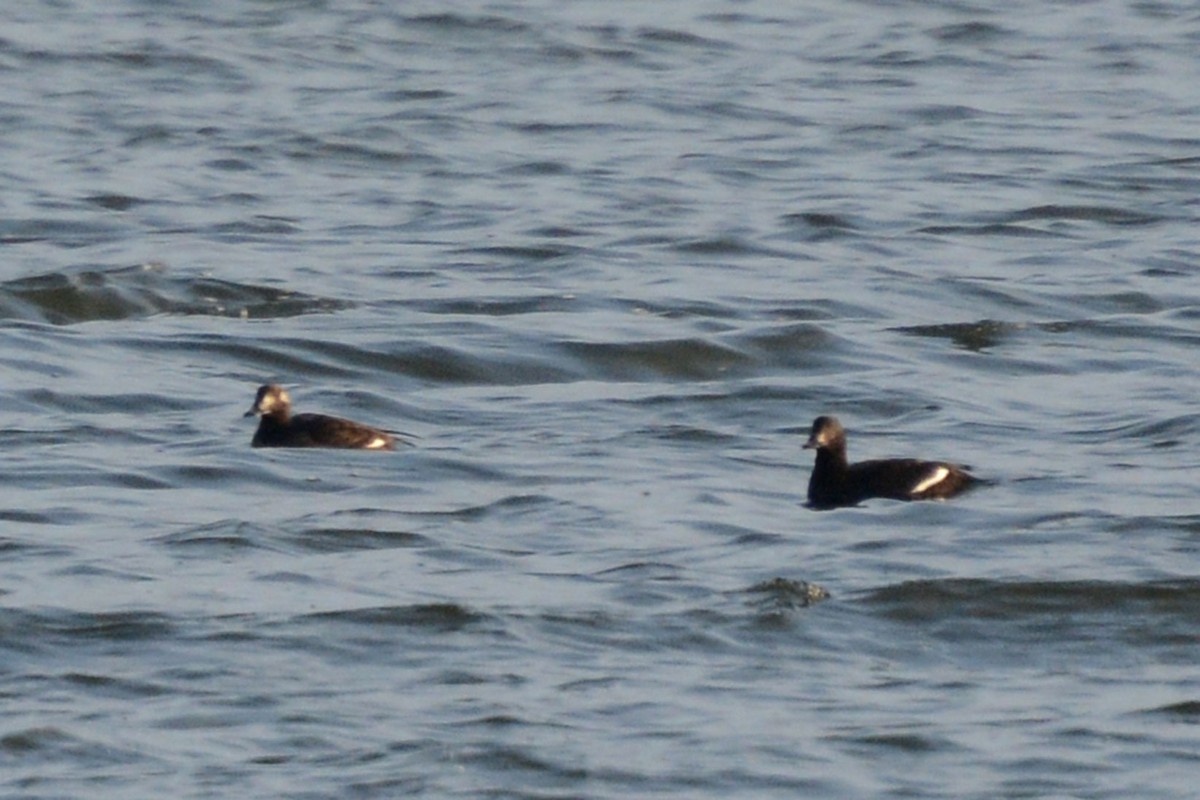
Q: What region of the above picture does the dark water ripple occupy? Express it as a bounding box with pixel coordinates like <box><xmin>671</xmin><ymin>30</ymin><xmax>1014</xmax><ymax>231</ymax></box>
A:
<box><xmin>0</xmin><ymin>264</ymin><xmax>351</xmax><ymax>325</ymax></box>
<box><xmin>3</xmin><ymin>0</ymin><xmax>1200</xmax><ymax>798</ymax></box>
<box><xmin>867</xmin><ymin>577</ymin><xmax>1200</xmax><ymax>629</ymax></box>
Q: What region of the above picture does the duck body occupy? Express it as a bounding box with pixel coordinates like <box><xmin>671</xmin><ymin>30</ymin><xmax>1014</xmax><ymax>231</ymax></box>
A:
<box><xmin>804</xmin><ymin>416</ymin><xmax>974</xmax><ymax>509</ymax></box>
<box><xmin>246</xmin><ymin>384</ymin><xmax>396</xmax><ymax>450</ymax></box>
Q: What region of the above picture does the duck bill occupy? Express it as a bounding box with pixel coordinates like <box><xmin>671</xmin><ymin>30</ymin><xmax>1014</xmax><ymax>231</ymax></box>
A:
<box><xmin>802</xmin><ymin>436</ymin><xmax>819</xmax><ymax>450</ymax></box>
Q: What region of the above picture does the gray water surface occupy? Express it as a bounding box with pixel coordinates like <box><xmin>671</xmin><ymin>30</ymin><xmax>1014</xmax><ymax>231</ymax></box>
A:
<box><xmin>3</xmin><ymin>1</ymin><xmax>1200</xmax><ymax>797</ymax></box>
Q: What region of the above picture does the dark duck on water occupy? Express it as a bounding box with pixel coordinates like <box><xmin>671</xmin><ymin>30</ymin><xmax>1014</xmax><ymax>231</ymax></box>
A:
<box><xmin>803</xmin><ymin>415</ymin><xmax>975</xmax><ymax>509</ymax></box>
<box><xmin>245</xmin><ymin>384</ymin><xmax>398</xmax><ymax>450</ymax></box>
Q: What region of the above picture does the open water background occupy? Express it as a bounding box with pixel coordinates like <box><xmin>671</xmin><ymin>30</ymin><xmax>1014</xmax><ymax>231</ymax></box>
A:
<box><xmin>2</xmin><ymin>1</ymin><xmax>1200</xmax><ymax>797</ymax></box>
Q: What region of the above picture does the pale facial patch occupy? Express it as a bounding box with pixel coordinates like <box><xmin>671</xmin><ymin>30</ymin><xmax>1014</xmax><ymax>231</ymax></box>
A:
<box><xmin>911</xmin><ymin>465</ymin><xmax>950</xmax><ymax>495</ymax></box>
<box><xmin>257</xmin><ymin>388</ymin><xmax>288</xmax><ymax>413</ymax></box>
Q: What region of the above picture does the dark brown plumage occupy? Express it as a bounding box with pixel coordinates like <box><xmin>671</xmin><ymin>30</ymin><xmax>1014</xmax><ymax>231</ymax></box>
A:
<box><xmin>245</xmin><ymin>384</ymin><xmax>396</xmax><ymax>450</ymax></box>
<box><xmin>804</xmin><ymin>415</ymin><xmax>975</xmax><ymax>509</ymax></box>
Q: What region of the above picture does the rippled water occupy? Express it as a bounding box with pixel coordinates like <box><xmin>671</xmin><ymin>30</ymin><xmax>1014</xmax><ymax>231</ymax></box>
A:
<box><xmin>3</xmin><ymin>1</ymin><xmax>1200</xmax><ymax>797</ymax></box>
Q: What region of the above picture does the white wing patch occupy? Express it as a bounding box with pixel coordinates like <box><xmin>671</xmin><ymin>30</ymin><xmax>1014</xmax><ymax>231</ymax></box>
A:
<box><xmin>911</xmin><ymin>465</ymin><xmax>950</xmax><ymax>495</ymax></box>
<box><xmin>365</xmin><ymin>436</ymin><xmax>390</xmax><ymax>449</ymax></box>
